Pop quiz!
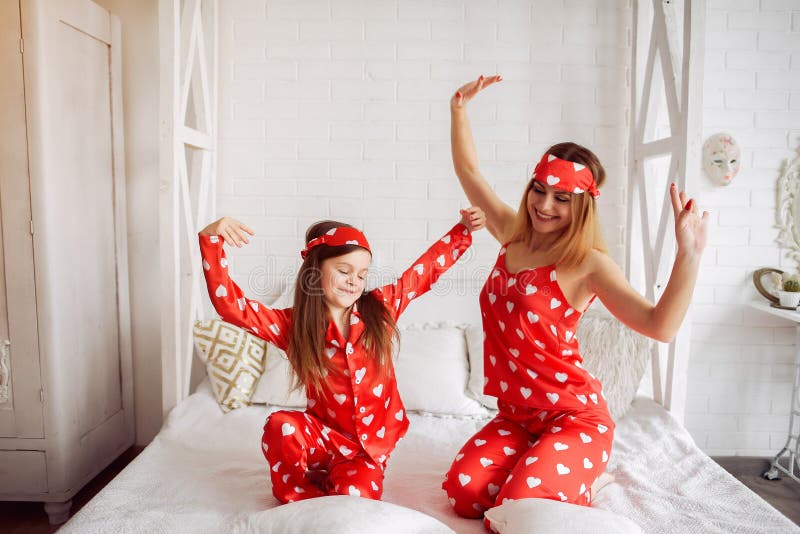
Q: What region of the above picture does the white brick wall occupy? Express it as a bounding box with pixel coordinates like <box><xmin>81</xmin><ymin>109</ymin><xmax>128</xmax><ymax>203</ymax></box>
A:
<box><xmin>218</xmin><ymin>0</ymin><xmax>631</xmax><ymax>304</ymax></box>
<box><xmin>685</xmin><ymin>1</ymin><xmax>800</xmax><ymax>456</ymax></box>
<box><xmin>218</xmin><ymin>0</ymin><xmax>800</xmax><ymax>457</ymax></box>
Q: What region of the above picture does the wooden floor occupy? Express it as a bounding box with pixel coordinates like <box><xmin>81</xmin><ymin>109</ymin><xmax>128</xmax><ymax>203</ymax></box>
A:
<box><xmin>0</xmin><ymin>446</ymin><xmax>143</xmax><ymax>534</ymax></box>
<box><xmin>0</xmin><ymin>451</ymin><xmax>797</xmax><ymax>531</ymax></box>
<box><xmin>712</xmin><ymin>456</ymin><xmax>800</xmax><ymax>527</ymax></box>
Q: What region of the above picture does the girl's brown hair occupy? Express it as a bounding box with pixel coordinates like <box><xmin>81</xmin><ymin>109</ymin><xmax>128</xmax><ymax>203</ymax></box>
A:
<box><xmin>508</xmin><ymin>142</ymin><xmax>607</xmax><ymax>267</ymax></box>
<box><xmin>288</xmin><ymin>220</ymin><xmax>398</xmax><ymax>397</ymax></box>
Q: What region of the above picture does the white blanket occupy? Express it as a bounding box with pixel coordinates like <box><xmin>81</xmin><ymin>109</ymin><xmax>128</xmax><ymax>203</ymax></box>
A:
<box><xmin>62</xmin><ymin>384</ymin><xmax>798</xmax><ymax>534</ymax></box>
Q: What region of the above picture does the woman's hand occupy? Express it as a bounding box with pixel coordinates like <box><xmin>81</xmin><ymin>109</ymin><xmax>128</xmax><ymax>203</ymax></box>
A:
<box><xmin>670</xmin><ymin>183</ymin><xmax>709</xmax><ymax>257</ymax></box>
<box><xmin>460</xmin><ymin>206</ymin><xmax>487</xmax><ymax>233</ymax></box>
<box><xmin>450</xmin><ymin>74</ymin><xmax>502</xmax><ymax>110</ymax></box>
<box><xmin>200</xmin><ymin>217</ymin><xmax>254</xmax><ymax>248</ymax></box>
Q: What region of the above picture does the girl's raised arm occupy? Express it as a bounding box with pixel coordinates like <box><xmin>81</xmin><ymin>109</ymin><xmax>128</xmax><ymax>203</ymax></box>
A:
<box><xmin>451</xmin><ymin>75</ymin><xmax>516</xmax><ymax>243</ymax></box>
<box><xmin>199</xmin><ymin>217</ymin><xmax>291</xmax><ymax>349</ymax></box>
<box><xmin>376</xmin><ymin>207</ymin><xmax>484</xmax><ymax>319</ymax></box>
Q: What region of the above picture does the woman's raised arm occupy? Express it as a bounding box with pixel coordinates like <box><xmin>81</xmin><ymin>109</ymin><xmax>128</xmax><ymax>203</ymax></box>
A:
<box><xmin>450</xmin><ymin>75</ymin><xmax>517</xmax><ymax>244</ymax></box>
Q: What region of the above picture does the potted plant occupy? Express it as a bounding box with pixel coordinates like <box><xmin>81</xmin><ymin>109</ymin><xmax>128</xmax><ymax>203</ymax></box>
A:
<box><xmin>778</xmin><ymin>273</ymin><xmax>800</xmax><ymax>308</ymax></box>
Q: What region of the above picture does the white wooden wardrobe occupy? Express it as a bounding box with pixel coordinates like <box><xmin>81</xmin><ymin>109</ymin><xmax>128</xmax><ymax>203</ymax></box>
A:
<box><xmin>0</xmin><ymin>0</ymin><xmax>134</xmax><ymax>524</ymax></box>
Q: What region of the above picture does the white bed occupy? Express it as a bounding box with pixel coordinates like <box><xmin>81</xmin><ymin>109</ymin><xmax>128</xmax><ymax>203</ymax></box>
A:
<box><xmin>61</xmin><ymin>379</ymin><xmax>798</xmax><ymax>533</ymax></box>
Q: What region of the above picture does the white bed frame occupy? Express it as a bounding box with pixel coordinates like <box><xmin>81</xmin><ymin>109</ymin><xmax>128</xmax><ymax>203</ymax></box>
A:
<box><xmin>158</xmin><ymin>0</ymin><xmax>705</xmax><ymax>425</ymax></box>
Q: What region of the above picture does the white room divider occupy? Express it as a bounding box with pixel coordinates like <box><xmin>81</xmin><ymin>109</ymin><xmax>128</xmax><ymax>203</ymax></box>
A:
<box><xmin>626</xmin><ymin>0</ymin><xmax>705</xmax><ymax>424</ymax></box>
<box><xmin>159</xmin><ymin>0</ymin><xmax>218</xmax><ymax>417</ymax></box>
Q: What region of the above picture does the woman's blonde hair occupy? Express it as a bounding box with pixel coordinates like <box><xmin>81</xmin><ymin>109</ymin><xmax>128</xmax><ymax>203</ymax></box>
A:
<box><xmin>508</xmin><ymin>142</ymin><xmax>607</xmax><ymax>267</ymax></box>
<box><xmin>288</xmin><ymin>220</ymin><xmax>397</xmax><ymax>397</ymax></box>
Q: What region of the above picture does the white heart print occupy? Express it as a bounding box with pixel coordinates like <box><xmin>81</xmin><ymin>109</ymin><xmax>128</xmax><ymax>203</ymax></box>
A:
<box><xmin>202</xmin><ymin>259</ymin><xmax>210</xmax><ymax>271</ymax></box>
<box><xmin>555</xmin><ymin>372</ymin><xmax>568</xmax><ymax>383</ymax></box>
<box><xmin>503</xmin><ymin>446</ymin><xmax>516</xmax><ymax>456</ymax></box>
<box><xmin>334</xmin><ymin>393</ymin><xmax>347</xmax><ymax>405</ymax></box>
<box><xmin>553</xmin><ymin>443</ymin><xmax>568</xmax><ymax>453</ymax></box>
<box><xmin>436</xmin><ymin>255</ymin><xmax>445</xmax><ymax>267</ymax></box>
<box><xmin>458</xmin><ymin>473</ymin><xmax>471</xmax><ymax>486</ymax></box>
<box><xmin>526</xmin><ymin>477</ymin><xmax>541</xmax><ymax>488</ymax></box>
<box><xmin>583</xmin><ymin>458</ymin><xmax>593</xmax><ymax>469</ymax></box>
<box><xmin>520</xmin><ymin>387</ymin><xmax>532</xmax><ymax>399</ymax></box>
<box><xmin>413</xmin><ymin>264</ymin><xmax>424</xmax><ymax>275</ymax></box>
<box><xmin>488</xmin><ymin>293</ymin><xmax>497</xmax><ymax>304</ymax></box>
<box><xmin>281</xmin><ymin>423</ymin><xmax>295</xmax><ymax>436</ymax></box>
<box><xmin>355</xmin><ymin>367</ymin><xmax>366</xmax><ymax>383</ymax></box>
<box><xmin>556</xmin><ymin>463</ymin><xmax>570</xmax><ymax>475</ymax></box>
<box><xmin>506</xmin><ymin>301</ymin><xmax>514</xmax><ymax>313</ymax></box>
<box><xmin>339</xmin><ymin>445</ymin><xmax>352</xmax><ymax>456</ymax></box>
<box><xmin>525</xmin><ymin>456</ymin><xmax>538</xmax><ymax>466</ymax></box>
<box><xmin>362</xmin><ymin>414</ymin><xmax>374</xmax><ymax>426</ymax></box>
<box><xmin>546</xmin><ymin>392</ymin><xmax>560</xmax><ymax>404</ymax></box>
<box><xmin>372</xmin><ymin>384</ymin><xmax>383</xmax><ymax>397</ymax></box>
<box><xmin>480</xmin><ymin>457</ymin><xmax>493</xmax><ymax>468</ymax></box>
<box><xmin>499</xmin><ymin>381</ymin><xmax>509</xmax><ymax>392</ymax></box>
<box><xmin>550</xmin><ymin>298</ymin><xmax>561</xmax><ymax>309</ymax></box>
<box><xmin>376</xmin><ymin>427</ymin><xmax>386</xmax><ymax>439</ymax></box>
<box><xmin>395</xmin><ymin>409</ymin><xmax>404</xmax><ymax>421</ymax></box>
<box><xmin>474</xmin><ymin>439</ymin><xmax>487</xmax><ymax>446</ymax></box>
<box><xmin>546</xmin><ymin>175</ymin><xmax>560</xmax><ymax>185</ymax></box>
<box><xmin>527</xmin><ymin>311</ymin><xmax>539</xmax><ymax>323</ymax></box>
<box><xmin>525</xmin><ymin>284</ymin><xmax>537</xmax><ymax>295</ymax></box>
<box><xmin>215</xmin><ymin>285</ymin><xmax>227</xmax><ymax>298</ymax></box>
<box><xmin>580</xmin><ymin>432</ymin><xmax>592</xmax><ymax>443</ymax></box>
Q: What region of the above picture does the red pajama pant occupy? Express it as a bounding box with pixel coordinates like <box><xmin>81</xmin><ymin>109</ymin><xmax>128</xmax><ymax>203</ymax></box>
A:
<box><xmin>442</xmin><ymin>400</ymin><xmax>614</xmax><ymax>519</ymax></box>
<box><xmin>262</xmin><ymin>410</ymin><xmax>385</xmax><ymax>503</ymax></box>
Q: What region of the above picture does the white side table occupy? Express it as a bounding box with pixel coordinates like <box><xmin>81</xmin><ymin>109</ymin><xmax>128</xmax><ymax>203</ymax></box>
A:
<box><xmin>748</xmin><ymin>301</ymin><xmax>800</xmax><ymax>484</ymax></box>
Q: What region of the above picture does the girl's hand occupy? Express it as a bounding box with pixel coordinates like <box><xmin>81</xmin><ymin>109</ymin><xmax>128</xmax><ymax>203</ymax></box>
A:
<box><xmin>200</xmin><ymin>216</ymin><xmax>255</xmax><ymax>248</ymax></box>
<box><xmin>670</xmin><ymin>183</ymin><xmax>709</xmax><ymax>257</ymax></box>
<box><xmin>450</xmin><ymin>74</ymin><xmax>502</xmax><ymax>110</ymax></box>
<box><xmin>460</xmin><ymin>206</ymin><xmax>487</xmax><ymax>233</ymax></box>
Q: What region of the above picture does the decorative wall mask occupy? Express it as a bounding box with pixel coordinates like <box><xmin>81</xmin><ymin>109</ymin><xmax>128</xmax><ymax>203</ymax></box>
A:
<box><xmin>702</xmin><ymin>132</ymin><xmax>740</xmax><ymax>186</ymax></box>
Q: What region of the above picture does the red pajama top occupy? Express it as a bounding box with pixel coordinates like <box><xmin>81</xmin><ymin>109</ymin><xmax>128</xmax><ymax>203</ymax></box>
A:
<box><xmin>480</xmin><ymin>244</ymin><xmax>607</xmax><ymax>412</ymax></box>
<box><xmin>199</xmin><ymin>223</ymin><xmax>472</xmax><ymax>464</ymax></box>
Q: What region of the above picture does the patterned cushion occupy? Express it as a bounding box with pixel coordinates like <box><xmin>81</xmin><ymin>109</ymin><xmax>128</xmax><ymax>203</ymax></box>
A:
<box><xmin>193</xmin><ymin>319</ymin><xmax>267</xmax><ymax>412</ymax></box>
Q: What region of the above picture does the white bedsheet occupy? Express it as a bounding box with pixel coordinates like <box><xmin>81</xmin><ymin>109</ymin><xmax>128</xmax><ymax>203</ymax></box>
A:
<box><xmin>62</xmin><ymin>383</ymin><xmax>798</xmax><ymax>534</ymax></box>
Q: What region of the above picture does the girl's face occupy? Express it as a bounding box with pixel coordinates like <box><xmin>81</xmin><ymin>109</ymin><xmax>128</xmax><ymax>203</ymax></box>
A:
<box><xmin>320</xmin><ymin>249</ymin><xmax>371</xmax><ymax>310</ymax></box>
<box><xmin>526</xmin><ymin>180</ymin><xmax>573</xmax><ymax>234</ymax></box>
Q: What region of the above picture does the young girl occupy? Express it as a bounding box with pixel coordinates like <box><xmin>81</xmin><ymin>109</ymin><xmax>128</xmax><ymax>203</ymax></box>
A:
<box><xmin>441</xmin><ymin>75</ymin><xmax>708</xmax><ymax>523</ymax></box>
<box><xmin>199</xmin><ymin>207</ymin><xmax>485</xmax><ymax>504</ymax></box>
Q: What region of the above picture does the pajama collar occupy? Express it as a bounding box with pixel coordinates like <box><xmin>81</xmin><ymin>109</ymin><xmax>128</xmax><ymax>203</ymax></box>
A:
<box><xmin>532</xmin><ymin>153</ymin><xmax>600</xmax><ymax>198</ymax></box>
<box><xmin>302</xmin><ymin>227</ymin><xmax>371</xmax><ymax>259</ymax></box>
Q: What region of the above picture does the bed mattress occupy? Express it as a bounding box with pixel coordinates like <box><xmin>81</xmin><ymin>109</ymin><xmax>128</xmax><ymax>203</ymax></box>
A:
<box><xmin>61</xmin><ymin>383</ymin><xmax>799</xmax><ymax>533</ymax></box>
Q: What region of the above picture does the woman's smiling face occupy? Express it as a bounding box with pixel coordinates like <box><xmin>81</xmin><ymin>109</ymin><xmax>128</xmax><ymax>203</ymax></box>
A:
<box><xmin>526</xmin><ymin>179</ymin><xmax>573</xmax><ymax>234</ymax></box>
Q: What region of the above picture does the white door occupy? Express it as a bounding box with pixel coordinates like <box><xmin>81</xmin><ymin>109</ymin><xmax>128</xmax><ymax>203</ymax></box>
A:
<box><xmin>0</xmin><ymin>0</ymin><xmax>44</xmax><ymax>439</ymax></box>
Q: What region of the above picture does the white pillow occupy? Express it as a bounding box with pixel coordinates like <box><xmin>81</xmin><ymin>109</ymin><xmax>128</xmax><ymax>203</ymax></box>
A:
<box><xmin>230</xmin><ymin>495</ymin><xmax>456</xmax><ymax>534</ymax></box>
<box><xmin>251</xmin><ymin>283</ymin><xmax>306</xmax><ymax>408</ymax></box>
<box><xmin>484</xmin><ymin>498</ymin><xmax>642</xmax><ymax>534</ymax></box>
<box><xmin>395</xmin><ymin>323</ymin><xmax>487</xmax><ymax>416</ymax></box>
<box><xmin>465</xmin><ymin>308</ymin><xmax>652</xmax><ymax>420</ymax></box>
<box><xmin>465</xmin><ymin>324</ymin><xmax>497</xmax><ymax>410</ymax></box>
<box><xmin>577</xmin><ymin>309</ymin><xmax>652</xmax><ymax>420</ymax></box>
